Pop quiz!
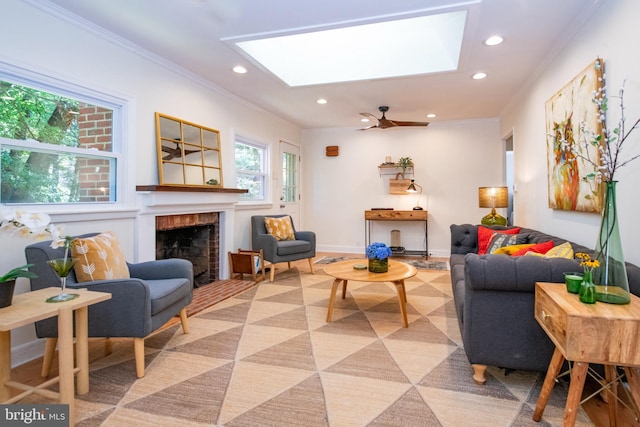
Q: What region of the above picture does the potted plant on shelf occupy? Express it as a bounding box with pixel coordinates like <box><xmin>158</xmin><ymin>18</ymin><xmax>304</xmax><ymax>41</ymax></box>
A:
<box><xmin>396</xmin><ymin>157</ymin><xmax>414</xmax><ymax>178</ymax></box>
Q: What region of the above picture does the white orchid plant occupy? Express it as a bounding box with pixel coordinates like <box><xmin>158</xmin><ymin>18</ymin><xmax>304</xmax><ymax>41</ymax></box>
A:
<box><xmin>0</xmin><ymin>208</ymin><xmax>71</xmax><ymax>283</ymax></box>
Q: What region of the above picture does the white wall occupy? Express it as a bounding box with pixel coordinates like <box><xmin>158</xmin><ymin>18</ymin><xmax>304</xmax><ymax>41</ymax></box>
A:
<box><xmin>301</xmin><ymin>119</ymin><xmax>503</xmax><ymax>257</ymax></box>
<box><xmin>501</xmin><ymin>0</ymin><xmax>640</xmax><ymax>266</ymax></box>
<box><xmin>0</xmin><ymin>0</ymin><xmax>301</xmax><ymax>363</ymax></box>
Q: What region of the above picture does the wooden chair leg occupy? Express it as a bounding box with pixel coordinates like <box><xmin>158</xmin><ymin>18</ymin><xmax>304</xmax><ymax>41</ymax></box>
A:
<box><xmin>41</xmin><ymin>338</ymin><xmax>57</xmax><ymax>377</ymax></box>
<box><xmin>134</xmin><ymin>338</ymin><xmax>145</xmax><ymax>378</ymax></box>
<box><xmin>270</xmin><ymin>264</ymin><xmax>276</xmax><ymax>282</ymax></box>
<box><xmin>179</xmin><ymin>308</ymin><xmax>190</xmax><ymax>334</ymax></box>
<box><xmin>472</xmin><ymin>364</ymin><xmax>487</xmax><ymax>384</ymax></box>
<box><xmin>308</xmin><ymin>258</ymin><xmax>315</xmax><ymax>274</ymax></box>
<box><xmin>287</xmin><ymin>261</ymin><xmax>291</xmax><ymax>269</ymax></box>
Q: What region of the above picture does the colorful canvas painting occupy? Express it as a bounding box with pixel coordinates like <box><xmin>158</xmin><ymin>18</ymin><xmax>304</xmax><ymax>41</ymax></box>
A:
<box><xmin>545</xmin><ymin>59</ymin><xmax>604</xmax><ymax>212</ymax></box>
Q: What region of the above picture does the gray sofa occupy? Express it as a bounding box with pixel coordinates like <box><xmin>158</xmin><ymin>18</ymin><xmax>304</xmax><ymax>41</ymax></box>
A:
<box><xmin>449</xmin><ymin>223</ymin><xmax>640</xmax><ymax>384</ymax></box>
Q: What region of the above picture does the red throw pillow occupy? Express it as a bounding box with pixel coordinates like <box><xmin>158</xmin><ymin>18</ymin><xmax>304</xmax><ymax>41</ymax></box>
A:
<box><xmin>477</xmin><ymin>226</ymin><xmax>521</xmax><ymax>255</ymax></box>
<box><xmin>511</xmin><ymin>240</ymin><xmax>555</xmax><ymax>257</ymax></box>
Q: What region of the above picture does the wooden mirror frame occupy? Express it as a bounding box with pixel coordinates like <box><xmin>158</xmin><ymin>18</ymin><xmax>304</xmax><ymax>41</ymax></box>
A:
<box><xmin>155</xmin><ymin>112</ymin><xmax>223</xmax><ymax>187</ymax></box>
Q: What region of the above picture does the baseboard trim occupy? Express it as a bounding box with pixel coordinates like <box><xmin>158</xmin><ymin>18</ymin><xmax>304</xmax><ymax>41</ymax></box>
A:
<box><xmin>12</xmin><ymin>339</ymin><xmax>45</xmax><ymax>368</ymax></box>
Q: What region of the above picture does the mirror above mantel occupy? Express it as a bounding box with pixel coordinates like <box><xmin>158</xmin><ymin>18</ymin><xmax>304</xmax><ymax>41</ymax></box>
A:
<box><xmin>155</xmin><ymin>112</ymin><xmax>223</xmax><ymax>188</ymax></box>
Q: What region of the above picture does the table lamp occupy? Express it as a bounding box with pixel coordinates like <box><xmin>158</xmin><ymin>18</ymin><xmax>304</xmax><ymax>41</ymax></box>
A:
<box><xmin>478</xmin><ymin>186</ymin><xmax>508</xmax><ymax>225</ymax></box>
<box><xmin>406</xmin><ymin>180</ymin><xmax>423</xmax><ymax>210</ymax></box>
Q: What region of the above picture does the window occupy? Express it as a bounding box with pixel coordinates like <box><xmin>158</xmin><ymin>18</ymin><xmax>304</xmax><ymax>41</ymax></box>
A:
<box><xmin>235</xmin><ymin>136</ymin><xmax>268</xmax><ymax>201</ymax></box>
<box><xmin>0</xmin><ymin>75</ymin><xmax>120</xmax><ymax>204</ymax></box>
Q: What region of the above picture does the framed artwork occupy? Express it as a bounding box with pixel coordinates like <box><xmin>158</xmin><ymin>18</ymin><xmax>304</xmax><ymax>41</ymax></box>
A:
<box><xmin>545</xmin><ymin>59</ymin><xmax>604</xmax><ymax>212</ymax></box>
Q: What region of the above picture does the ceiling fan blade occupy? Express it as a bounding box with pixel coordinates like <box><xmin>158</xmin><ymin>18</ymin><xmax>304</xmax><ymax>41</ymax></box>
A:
<box><xmin>390</xmin><ymin>120</ymin><xmax>430</xmax><ymax>127</ymax></box>
<box><xmin>359</xmin><ymin>112</ymin><xmax>378</xmax><ymax>120</ymax></box>
<box><xmin>161</xmin><ymin>146</ymin><xmax>174</xmax><ymax>153</ymax></box>
<box><xmin>357</xmin><ymin>124</ymin><xmax>378</xmax><ymax>131</ymax></box>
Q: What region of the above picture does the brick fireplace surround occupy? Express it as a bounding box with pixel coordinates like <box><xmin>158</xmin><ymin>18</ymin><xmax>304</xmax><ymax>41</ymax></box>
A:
<box><xmin>156</xmin><ymin>212</ymin><xmax>220</xmax><ymax>287</ymax></box>
<box><xmin>136</xmin><ymin>186</ymin><xmax>246</xmax><ymax>282</ymax></box>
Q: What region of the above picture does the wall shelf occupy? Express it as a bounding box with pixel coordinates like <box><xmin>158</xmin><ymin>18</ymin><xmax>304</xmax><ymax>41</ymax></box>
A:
<box><xmin>378</xmin><ymin>164</ymin><xmax>413</xmax><ymax>178</ymax></box>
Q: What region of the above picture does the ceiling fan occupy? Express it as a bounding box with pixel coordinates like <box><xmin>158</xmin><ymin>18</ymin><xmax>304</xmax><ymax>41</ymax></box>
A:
<box><xmin>162</xmin><ymin>143</ymin><xmax>200</xmax><ymax>161</ymax></box>
<box><xmin>358</xmin><ymin>106</ymin><xmax>429</xmax><ymax>130</ymax></box>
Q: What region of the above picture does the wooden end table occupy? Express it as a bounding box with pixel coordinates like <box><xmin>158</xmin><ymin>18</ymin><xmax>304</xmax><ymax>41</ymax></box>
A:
<box><xmin>324</xmin><ymin>259</ymin><xmax>417</xmax><ymax>327</ymax></box>
<box><xmin>533</xmin><ymin>282</ymin><xmax>640</xmax><ymax>426</ymax></box>
<box><xmin>0</xmin><ymin>287</ymin><xmax>111</xmax><ymax>426</ymax></box>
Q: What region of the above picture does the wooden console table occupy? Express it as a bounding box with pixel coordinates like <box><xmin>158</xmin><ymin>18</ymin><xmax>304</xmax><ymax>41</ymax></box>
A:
<box><xmin>533</xmin><ymin>282</ymin><xmax>640</xmax><ymax>426</ymax></box>
<box><xmin>0</xmin><ymin>288</ymin><xmax>111</xmax><ymax>425</ymax></box>
<box><xmin>364</xmin><ymin>210</ymin><xmax>428</xmax><ymax>257</ymax></box>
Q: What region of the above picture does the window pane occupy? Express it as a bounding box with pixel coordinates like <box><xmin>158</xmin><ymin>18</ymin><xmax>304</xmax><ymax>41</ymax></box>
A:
<box><xmin>235</xmin><ymin>140</ymin><xmax>267</xmax><ymax>201</ymax></box>
<box><xmin>282</xmin><ymin>152</ymin><xmax>296</xmax><ymax>203</ymax></box>
<box><xmin>1</xmin><ymin>146</ymin><xmax>115</xmax><ymax>203</ymax></box>
<box><xmin>0</xmin><ymin>79</ymin><xmax>117</xmax><ymax>204</ymax></box>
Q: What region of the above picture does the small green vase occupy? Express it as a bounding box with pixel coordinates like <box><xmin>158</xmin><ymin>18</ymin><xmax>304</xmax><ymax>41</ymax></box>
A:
<box><xmin>368</xmin><ymin>258</ymin><xmax>388</xmax><ymax>273</ymax></box>
<box><xmin>579</xmin><ymin>270</ymin><xmax>596</xmax><ymax>304</ymax></box>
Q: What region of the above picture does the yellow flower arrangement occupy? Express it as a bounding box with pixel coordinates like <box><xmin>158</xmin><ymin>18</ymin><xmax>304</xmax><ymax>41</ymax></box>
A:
<box><xmin>575</xmin><ymin>252</ymin><xmax>600</xmax><ymax>273</ymax></box>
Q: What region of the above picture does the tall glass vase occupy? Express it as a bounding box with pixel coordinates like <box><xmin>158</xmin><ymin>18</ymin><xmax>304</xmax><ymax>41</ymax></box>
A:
<box><xmin>594</xmin><ymin>181</ymin><xmax>630</xmax><ymax>304</ymax></box>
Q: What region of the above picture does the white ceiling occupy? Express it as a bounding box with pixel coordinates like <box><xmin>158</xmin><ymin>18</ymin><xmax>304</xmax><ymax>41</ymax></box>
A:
<box><xmin>43</xmin><ymin>0</ymin><xmax>604</xmax><ymax>129</ymax></box>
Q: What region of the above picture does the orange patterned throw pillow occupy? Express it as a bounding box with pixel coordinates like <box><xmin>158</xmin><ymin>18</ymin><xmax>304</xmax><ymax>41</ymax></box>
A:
<box><xmin>264</xmin><ymin>216</ymin><xmax>295</xmax><ymax>241</ymax></box>
<box><xmin>70</xmin><ymin>231</ymin><xmax>130</xmax><ymax>282</ymax></box>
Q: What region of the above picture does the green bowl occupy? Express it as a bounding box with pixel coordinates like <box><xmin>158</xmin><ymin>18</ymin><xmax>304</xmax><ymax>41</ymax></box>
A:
<box><xmin>563</xmin><ymin>272</ymin><xmax>584</xmax><ymax>294</ymax></box>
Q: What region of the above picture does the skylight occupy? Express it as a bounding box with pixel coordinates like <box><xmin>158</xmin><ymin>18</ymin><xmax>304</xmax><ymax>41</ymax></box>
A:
<box><xmin>232</xmin><ymin>11</ymin><xmax>467</xmax><ymax>87</ymax></box>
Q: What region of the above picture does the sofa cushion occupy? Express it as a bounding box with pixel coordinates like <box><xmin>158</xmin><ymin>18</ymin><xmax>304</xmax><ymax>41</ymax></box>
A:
<box><xmin>487</xmin><ymin>233</ymin><xmax>529</xmax><ymax>254</ymax></box>
<box><xmin>478</xmin><ymin>226</ymin><xmax>521</xmax><ymax>255</ymax></box>
<box><xmin>493</xmin><ymin>243</ymin><xmax>534</xmax><ymax>255</ymax></box>
<box><xmin>512</xmin><ymin>240</ymin><xmax>554</xmax><ymax>256</ymax></box>
<box><xmin>71</xmin><ymin>231</ymin><xmax>130</xmax><ymax>282</ymax></box>
<box><xmin>264</xmin><ymin>216</ymin><xmax>295</xmax><ymax>241</ymax></box>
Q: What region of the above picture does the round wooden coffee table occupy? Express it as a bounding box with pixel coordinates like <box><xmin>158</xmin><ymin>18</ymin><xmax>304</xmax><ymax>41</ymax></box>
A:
<box><xmin>323</xmin><ymin>258</ymin><xmax>417</xmax><ymax>328</ymax></box>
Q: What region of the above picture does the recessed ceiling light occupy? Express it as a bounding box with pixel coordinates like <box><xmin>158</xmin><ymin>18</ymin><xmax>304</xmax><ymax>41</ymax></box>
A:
<box><xmin>230</xmin><ymin>11</ymin><xmax>467</xmax><ymax>87</ymax></box>
<box><xmin>472</xmin><ymin>72</ymin><xmax>487</xmax><ymax>80</ymax></box>
<box><xmin>484</xmin><ymin>35</ymin><xmax>503</xmax><ymax>46</ymax></box>
<box><xmin>361</xmin><ymin>118</ymin><xmax>370</xmax><ymax>123</ymax></box>
<box><xmin>317</xmin><ymin>98</ymin><xmax>327</xmax><ymax>105</ymax></box>
<box><xmin>233</xmin><ymin>65</ymin><xmax>247</xmax><ymax>74</ymax></box>
<box><xmin>427</xmin><ymin>113</ymin><xmax>436</xmax><ymax>118</ymax></box>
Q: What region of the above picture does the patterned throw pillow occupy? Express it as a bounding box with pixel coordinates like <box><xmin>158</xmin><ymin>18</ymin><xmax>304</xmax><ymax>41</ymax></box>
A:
<box><xmin>493</xmin><ymin>244</ymin><xmax>534</xmax><ymax>255</ymax></box>
<box><xmin>486</xmin><ymin>233</ymin><xmax>529</xmax><ymax>254</ymax></box>
<box><xmin>542</xmin><ymin>242</ymin><xmax>574</xmax><ymax>259</ymax></box>
<box><xmin>477</xmin><ymin>226</ymin><xmax>521</xmax><ymax>255</ymax></box>
<box><xmin>70</xmin><ymin>231</ymin><xmax>130</xmax><ymax>282</ymax></box>
<box><xmin>511</xmin><ymin>240</ymin><xmax>555</xmax><ymax>257</ymax></box>
<box><xmin>264</xmin><ymin>216</ymin><xmax>295</xmax><ymax>241</ymax></box>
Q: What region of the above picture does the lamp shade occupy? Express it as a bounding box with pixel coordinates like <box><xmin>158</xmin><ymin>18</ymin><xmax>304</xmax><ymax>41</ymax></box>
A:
<box><xmin>478</xmin><ymin>186</ymin><xmax>508</xmax><ymax>208</ymax></box>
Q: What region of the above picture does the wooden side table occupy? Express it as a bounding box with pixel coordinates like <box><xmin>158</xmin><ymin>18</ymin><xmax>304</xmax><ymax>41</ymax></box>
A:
<box><xmin>364</xmin><ymin>210</ymin><xmax>429</xmax><ymax>256</ymax></box>
<box><xmin>0</xmin><ymin>287</ymin><xmax>111</xmax><ymax>425</ymax></box>
<box><xmin>532</xmin><ymin>282</ymin><xmax>640</xmax><ymax>426</ymax></box>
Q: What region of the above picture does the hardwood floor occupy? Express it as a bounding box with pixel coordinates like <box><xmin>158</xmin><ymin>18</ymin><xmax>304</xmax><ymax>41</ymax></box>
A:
<box><xmin>7</xmin><ymin>252</ymin><xmax>638</xmax><ymax>426</ymax></box>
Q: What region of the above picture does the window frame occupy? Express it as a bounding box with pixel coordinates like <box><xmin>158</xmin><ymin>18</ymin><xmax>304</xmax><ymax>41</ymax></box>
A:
<box><xmin>0</xmin><ymin>60</ymin><xmax>129</xmax><ymax>209</ymax></box>
<box><xmin>234</xmin><ymin>135</ymin><xmax>270</xmax><ymax>205</ymax></box>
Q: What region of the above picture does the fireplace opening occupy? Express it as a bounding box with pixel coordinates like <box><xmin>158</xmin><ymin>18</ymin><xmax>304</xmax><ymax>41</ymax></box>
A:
<box><xmin>155</xmin><ymin>212</ymin><xmax>219</xmax><ymax>287</ymax></box>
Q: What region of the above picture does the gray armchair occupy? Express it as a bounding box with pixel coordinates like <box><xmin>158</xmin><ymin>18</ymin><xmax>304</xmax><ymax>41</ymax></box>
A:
<box><xmin>251</xmin><ymin>215</ymin><xmax>316</xmax><ymax>281</ymax></box>
<box><xmin>25</xmin><ymin>233</ymin><xmax>193</xmax><ymax>378</ymax></box>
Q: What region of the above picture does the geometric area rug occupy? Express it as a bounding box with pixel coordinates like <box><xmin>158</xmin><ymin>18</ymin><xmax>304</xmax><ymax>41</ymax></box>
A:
<box><xmin>27</xmin><ymin>267</ymin><xmax>593</xmax><ymax>426</ymax></box>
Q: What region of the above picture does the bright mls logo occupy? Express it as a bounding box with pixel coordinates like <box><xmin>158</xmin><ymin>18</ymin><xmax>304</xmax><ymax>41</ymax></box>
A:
<box><xmin>1</xmin><ymin>405</ymin><xmax>68</xmax><ymax>426</ymax></box>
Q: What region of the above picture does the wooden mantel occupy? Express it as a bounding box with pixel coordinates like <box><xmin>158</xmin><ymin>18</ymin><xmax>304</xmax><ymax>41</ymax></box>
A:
<box><xmin>136</xmin><ymin>185</ymin><xmax>247</xmax><ymax>194</ymax></box>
